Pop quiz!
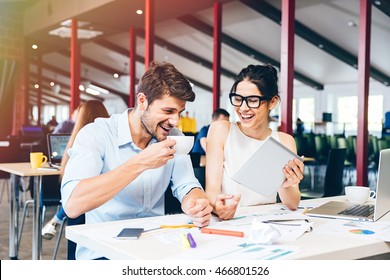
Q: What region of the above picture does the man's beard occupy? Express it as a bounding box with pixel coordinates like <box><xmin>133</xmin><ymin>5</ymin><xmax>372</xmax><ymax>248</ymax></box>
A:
<box><xmin>140</xmin><ymin>111</ymin><xmax>169</xmax><ymax>142</ymax></box>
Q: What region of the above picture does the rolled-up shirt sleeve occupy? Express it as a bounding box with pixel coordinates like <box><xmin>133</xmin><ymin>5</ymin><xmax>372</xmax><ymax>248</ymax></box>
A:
<box><xmin>170</xmin><ymin>154</ymin><xmax>202</xmax><ymax>203</ymax></box>
<box><xmin>61</xmin><ymin>124</ymin><xmax>106</xmax><ymax>208</ymax></box>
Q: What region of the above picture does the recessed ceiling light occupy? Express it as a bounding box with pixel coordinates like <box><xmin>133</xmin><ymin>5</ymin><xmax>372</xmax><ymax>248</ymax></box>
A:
<box><xmin>34</xmin><ymin>84</ymin><xmax>39</xmax><ymax>89</ymax></box>
<box><xmin>50</xmin><ymin>82</ymin><xmax>55</xmax><ymax>86</ymax></box>
<box><xmin>136</xmin><ymin>10</ymin><xmax>143</xmax><ymax>15</ymax></box>
<box><xmin>32</xmin><ymin>44</ymin><xmax>38</xmax><ymax>49</ymax></box>
<box><xmin>113</xmin><ymin>73</ymin><xmax>119</xmax><ymax>78</ymax></box>
<box><xmin>347</xmin><ymin>20</ymin><xmax>357</xmax><ymax>27</ymax></box>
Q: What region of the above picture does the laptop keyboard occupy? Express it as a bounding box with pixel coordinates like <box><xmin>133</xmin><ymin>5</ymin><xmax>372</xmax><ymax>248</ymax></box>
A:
<box><xmin>338</xmin><ymin>204</ymin><xmax>375</xmax><ymax>217</ymax></box>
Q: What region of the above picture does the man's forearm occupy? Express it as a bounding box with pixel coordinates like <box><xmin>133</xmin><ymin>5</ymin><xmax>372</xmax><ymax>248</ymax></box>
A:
<box><xmin>64</xmin><ymin>157</ymin><xmax>145</xmax><ymax>218</ymax></box>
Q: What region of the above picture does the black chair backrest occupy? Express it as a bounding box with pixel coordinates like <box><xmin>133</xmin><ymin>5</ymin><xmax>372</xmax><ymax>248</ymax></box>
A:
<box><xmin>28</xmin><ymin>175</ymin><xmax>62</xmax><ymax>206</ymax></box>
<box><xmin>323</xmin><ymin>148</ymin><xmax>346</xmax><ymax>197</ymax></box>
<box><xmin>189</xmin><ymin>152</ymin><xmax>201</xmax><ymax>168</ymax></box>
<box><xmin>164</xmin><ymin>166</ymin><xmax>206</xmax><ymax>215</ymax></box>
<box><xmin>193</xmin><ymin>167</ymin><xmax>205</xmax><ymax>189</ymax></box>
<box><xmin>67</xmin><ymin>214</ymin><xmax>85</xmax><ymax>260</ymax></box>
<box><xmin>295</xmin><ymin>136</ymin><xmax>308</xmax><ymax>156</ymax></box>
<box><xmin>164</xmin><ymin>184</ymin><xmax>182</xmax><ymax>215</ymax></box>
<box><xmin>41</xmin><ymin>175</ymin><xmax>62</xmax><ymax>206</ymax></box>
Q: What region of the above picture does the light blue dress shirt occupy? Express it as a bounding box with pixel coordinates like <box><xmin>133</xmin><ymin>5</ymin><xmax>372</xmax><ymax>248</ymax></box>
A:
<box><xmin>61</xmin><ymin>109</ymin><xmax>201</xmax><ymax>259</ymax></box>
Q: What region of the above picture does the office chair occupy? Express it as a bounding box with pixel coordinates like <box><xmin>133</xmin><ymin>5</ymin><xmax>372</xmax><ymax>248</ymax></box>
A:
<box><xmin>193</xmin><ymin>167</ymin><xmax>206</xmax><ymax>189</ymax></box>
<box><xmin>17</xmin><ymin>175</ymin><xmax>65</xmax><ymax>259</ymax></box>
<box><xmin>301</xmin><ymin>148</ymin><xmax>346</xmax><ymax>199</ymax></box>
<box><xmin>66</xmin><ymin>214</ymin><xmax>85</xmax><ymax>260</ymax></box>
<box><xmin>189</xmin><ymin>152</ymin><xmax>201</xmax><ymax>168</ymax></box>
<box><xmin>164</xmin><ymin>166</ymin><xmax>206</xmax><ymax>215</ymax></box>
<box><xmin>164</xmin><ymin>184</ymin><xmax>183</xmax><ymax>215</ymax></box>
<box><xmin>314</xmin><ymin>135</ymin><xmax>330</xmax><ymax>163</ymax></box>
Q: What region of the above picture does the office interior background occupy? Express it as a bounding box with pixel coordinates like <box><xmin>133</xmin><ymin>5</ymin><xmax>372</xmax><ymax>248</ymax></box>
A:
<box><xmin>0</xmin><ymin>0</ymin><xmax>389</xmax><ymax>139</ymax></box>
<box><xmin>0</xmin><ymin>0</ymin><xmax>390</xmax><ymax>261</ymax></box>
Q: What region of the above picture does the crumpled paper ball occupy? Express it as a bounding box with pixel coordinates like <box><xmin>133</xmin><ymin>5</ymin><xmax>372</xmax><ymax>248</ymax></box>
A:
<box><xmin>247</xmin><ymin>218</ymin><xmax>282</xmax><ymax>245</ymax></box>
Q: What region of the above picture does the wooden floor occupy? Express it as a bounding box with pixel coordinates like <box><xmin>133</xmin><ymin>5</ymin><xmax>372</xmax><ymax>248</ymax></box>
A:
<box><xmin>0</xmin><ymin>179</ymin><xmax>68</xmax><ymax>260</ymax></box>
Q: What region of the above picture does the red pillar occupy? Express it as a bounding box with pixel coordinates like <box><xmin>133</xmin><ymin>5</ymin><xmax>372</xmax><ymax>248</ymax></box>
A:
<box><xmin>212</xmin><ymin>2</ymin><xmax>222</xmax><ymax>111</ymax></box>
<box><xmin>70</xmin><ymin>18</ymin><xmax>81</xmax><ymax>116</ymax></box>
<box><xmin>37</xmin><ymin>54</ymin><xmax>42</xmax><ymax>125</ymax></box>
<box><xmin>129</xmin><ymin>27</ymin><xmax>136</xmax><ymax>108</ymax></box>
<box><xmin>144</xmin><ymin>0</ymin><xmax>154</xmax><ymax>70</ymax></box>
<box><xmin>279</xmin><ymin>0</ymin><xmax>295</xmax><ymax>135</ymax></box>
<box><xmin>356</xmin><ymin>0</ymin><xmax>371</xmax><ymax>186</ymax></box>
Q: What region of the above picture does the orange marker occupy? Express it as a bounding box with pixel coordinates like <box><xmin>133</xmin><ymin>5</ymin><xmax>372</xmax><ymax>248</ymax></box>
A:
<box><xmin>200</xmin><ymin>227</ymin><xmax>244</xmax><ymax>237</ymax></box>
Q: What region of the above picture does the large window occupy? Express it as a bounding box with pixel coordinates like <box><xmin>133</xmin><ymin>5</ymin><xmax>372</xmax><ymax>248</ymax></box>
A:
<box><xmin>31</xmin><ymin>105</ymin><xmax>70</xmax><ymax>125</ymax></box>
<box><xmin>293</xmin><ymin>97</ymin><xmax>315</xmax><ymax>133</ymax></box>
<box><xmin>337</xmin><ymin>95</ymin><xmax>383</xmax><ymax>135</ymax></box>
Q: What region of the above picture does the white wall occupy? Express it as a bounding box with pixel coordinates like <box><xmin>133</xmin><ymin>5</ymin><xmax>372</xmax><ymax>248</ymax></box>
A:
<box><xmin>103</xmin><ymin>98</ymin><xmax>129</xmax><ymax>116</ymax></box>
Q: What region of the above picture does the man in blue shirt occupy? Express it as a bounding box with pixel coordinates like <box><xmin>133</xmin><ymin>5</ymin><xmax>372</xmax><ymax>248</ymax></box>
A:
<box><xmin>192</xmin><ymin>108</ymin><xmax>230</xmax><ymax>156</ymax></box>
<box><xmin>61</xmin><ymin>61</ymin><xmax>213</xmax><ymax>259</ymax></box>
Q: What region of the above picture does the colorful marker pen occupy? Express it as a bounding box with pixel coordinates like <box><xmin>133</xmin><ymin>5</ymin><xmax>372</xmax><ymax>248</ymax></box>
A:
<box><xmin>180</xmin><ymin>232</ymin><xmax>190</xmax><ymax>248</ymax></box>
<box><xmin>187</xmin><ymin>233</ymin><xmax>197</xmax><ymax>248</ymax></box>
<box><xmin>200</xmin><ymin>227</ymin><xmax>244</xmax><ymax>237</ymax></box>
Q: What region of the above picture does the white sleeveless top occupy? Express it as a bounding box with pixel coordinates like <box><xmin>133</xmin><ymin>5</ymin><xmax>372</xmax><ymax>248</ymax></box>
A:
<box><xmin>222</xmin><ymin>123</ymin><xmax>280</xmax><ymax>207</ymax></box>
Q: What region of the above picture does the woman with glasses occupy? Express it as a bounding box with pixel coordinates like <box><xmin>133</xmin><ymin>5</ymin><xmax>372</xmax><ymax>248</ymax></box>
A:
<box><xmin>205</xmin><ymin>64</ymin><xmax>304</xmax><ymax>220</ymax></box>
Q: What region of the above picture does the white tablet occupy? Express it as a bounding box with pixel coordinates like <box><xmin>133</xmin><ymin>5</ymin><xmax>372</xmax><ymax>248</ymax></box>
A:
<box><xmin>231</xmin><ymin>137</ymin><xmax>302</xmax><ymax>197</ymax></box>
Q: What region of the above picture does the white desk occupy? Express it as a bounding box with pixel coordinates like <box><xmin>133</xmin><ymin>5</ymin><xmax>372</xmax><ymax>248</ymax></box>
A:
<box><xmin>66</xmin><ymin>196</ymin><xmax>390</xmax><ymax>260</ymax></box>
<box><xmin>0</xmin><ymin>162</ymin><xmax>61</xmax><ymax>260</ymax></box>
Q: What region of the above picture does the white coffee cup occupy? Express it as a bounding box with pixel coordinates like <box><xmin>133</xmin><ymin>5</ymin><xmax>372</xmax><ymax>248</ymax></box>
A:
<box><xmin>168</xmin><ymin>136</ymin><xmax>194</xmax><ymax>154</ymax></box>
<box><xmin>345</xmin><ymin>186</ymin><xmax>376</xmax><ymax>204</ymax></box>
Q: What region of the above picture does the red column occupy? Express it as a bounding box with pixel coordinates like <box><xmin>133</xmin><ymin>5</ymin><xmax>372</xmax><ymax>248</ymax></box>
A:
<box><xmin>129</xmin><ymin>27</ymin><xmax>136</xmax><ymax>108</ymax></box>
<box><xmin>356</xmin><ymin>0</ymin><xmax>371</xmax><ymax>186</ymax></box>
<box><xmin>144</xmin><ymin>0</ymin><xmax>154</xmax><ymax>70</ymax></box>
<box><xmin>279</xmin><ymin>0</ymin><xmax>295</xmax><ymax>135</ymax></box>
<box><xmin>37</xmin><ymin>54</ymin><xmax>42</xmax><ymax>125</ymax></box>
<box><xmin>70</xmin><ymin>18</ymin><xmax>80</xmax><ymax>116</ymax></box>
<box><xmin>212</xmin><ymin>2</ymin><xmax>222</xmax><ymax>111</ymax></box>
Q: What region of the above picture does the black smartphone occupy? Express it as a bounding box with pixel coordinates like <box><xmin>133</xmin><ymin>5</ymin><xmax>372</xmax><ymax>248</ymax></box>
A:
<box><xmin>115</xmin><ymin>228</ymin><xmax>144</xmax><ymax>240</ymax></box>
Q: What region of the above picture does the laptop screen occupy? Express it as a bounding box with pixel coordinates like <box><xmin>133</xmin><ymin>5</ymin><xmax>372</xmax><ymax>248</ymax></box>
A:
<box><xmin>47</xmin><ymin>134</ymin><xmax>71</xmax><ymax>164</ymax></box>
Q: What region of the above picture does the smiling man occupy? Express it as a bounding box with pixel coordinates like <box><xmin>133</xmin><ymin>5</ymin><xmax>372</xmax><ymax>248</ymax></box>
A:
<box><xmin>61</xmin><ymin>61</ymin><xmax>212</xmax><ymax>260</ymax></box>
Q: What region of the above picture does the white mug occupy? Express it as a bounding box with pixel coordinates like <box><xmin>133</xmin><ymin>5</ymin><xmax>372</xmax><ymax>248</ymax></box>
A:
<box><xmin>168</xmin><ymin>136</ymin><xmax>194</xmax><ymax>154</ymax></box>
<box><xmin>345</xmin><ymin>186</ymin><xmax>376</xmax><ymax>204</ymax></box>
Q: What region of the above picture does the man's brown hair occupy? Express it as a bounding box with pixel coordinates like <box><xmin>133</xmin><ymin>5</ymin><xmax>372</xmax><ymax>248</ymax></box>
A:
<box><xmin>137</xmin><ymin>61</ymin><xmax>195</xmax><ymax>106</ymax></box>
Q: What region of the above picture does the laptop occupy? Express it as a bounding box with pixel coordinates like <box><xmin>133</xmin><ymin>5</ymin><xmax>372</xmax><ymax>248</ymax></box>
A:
<box><xmin>306</xmin><ymin>148</ymin><xmax>390</xmax><ymax>222</ymax></box>
<box><xmin>46</xmin><ymin>133</ymin><xmax>71</xmax><ymax>169</ymax></box>
<box><xmin>231</xmin><ymin>137</ymin><xmax>303</xmax><ymax>197</ymax></box>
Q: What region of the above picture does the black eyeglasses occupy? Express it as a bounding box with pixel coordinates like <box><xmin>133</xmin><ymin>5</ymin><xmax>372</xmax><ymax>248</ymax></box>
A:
<box><xmin>229</xmin><ymin>93</ymin><xmax>270</xmax><ymax>108</ymax></box>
